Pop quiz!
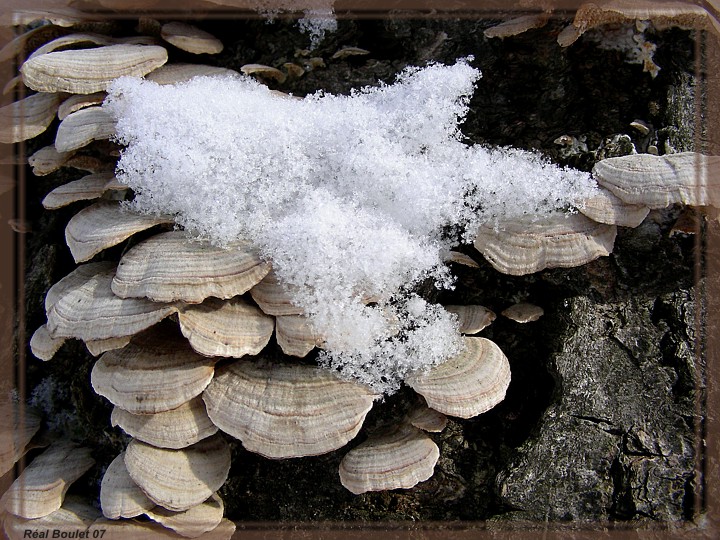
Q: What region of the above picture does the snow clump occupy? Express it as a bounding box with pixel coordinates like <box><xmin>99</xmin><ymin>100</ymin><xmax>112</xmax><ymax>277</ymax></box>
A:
<box><xmin>104</xmin><ymin>59</ymin><xmax>598</xmax><ymax>394</ymax></box>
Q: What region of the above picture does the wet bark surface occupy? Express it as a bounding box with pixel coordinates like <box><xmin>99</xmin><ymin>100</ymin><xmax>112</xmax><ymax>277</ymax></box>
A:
<box><xmin>19</xmin><ymin>11</ymin><xmax>706</xmax><ymax>527</ymax></box>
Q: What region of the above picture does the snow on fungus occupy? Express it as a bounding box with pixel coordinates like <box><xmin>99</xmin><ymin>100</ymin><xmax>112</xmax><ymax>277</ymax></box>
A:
<box><xmin>103</xmin><ymin>60</ymin><xmax>597</xmax><ymax>394</ymax></box>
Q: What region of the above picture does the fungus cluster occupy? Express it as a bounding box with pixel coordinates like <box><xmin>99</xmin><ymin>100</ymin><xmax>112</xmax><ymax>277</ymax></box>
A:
<box><xmin>1</xmin><ymin>5</ymin><xmax>714</xmax><ymax>536</ymax></box>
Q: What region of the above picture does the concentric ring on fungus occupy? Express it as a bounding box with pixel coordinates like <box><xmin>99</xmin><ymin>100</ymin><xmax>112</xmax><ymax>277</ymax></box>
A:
<box><xmin>406</xmin><ymin>336</ymin><xmax>511</xmax><ymax>419</ymax></box>
<box><xmin>123</xmin><ymin>435</ymin><xmax>231</xmax><ymax>512</ymax></box>
<box><xmin>111</xmin><ymin>230</ymin><xmax>270</xmax><ymax>303</ymax></box>
<box><xmin>91</xmin><ymin>325</ymin><xmax>216</xmax><ymax>414</ymax></box>
<box><xmin>202</xmin><ymin>361</ymin><xmax>378</xmax><ymax>459</ymax></box>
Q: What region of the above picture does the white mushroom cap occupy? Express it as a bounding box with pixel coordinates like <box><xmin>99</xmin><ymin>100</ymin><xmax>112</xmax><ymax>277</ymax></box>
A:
<box><xmin>445</xmin><ymin>305</ymin><xmax>496</xmax><ymax>334</ymax></box>
<box><xmin>29</xmin><ymin>323</ymin><xmax>66</xmax><ymax>361</ymax></box>
<box><xmin>111</xmin><ymin>231</ymin><xmax>270</xmax><ymax>303</ymax></box>
<box><xmin>178</xmin><ymin>297</ymin><xmax>274</xmax><ymax>358</ymax></box>
<box><xmin>111</xmin><ymin>397</ymin><xmax>218</xmax><ymax>449</ymax></box>
<box><xmin>593</xmin><ymin>152</ymin><xmax>720</xmax><ymax>209</ymax></box>
<box><xmin>55</xmin><ymin>106</ymin><xmax>116</xmax><ymax>153</ymax></box>
<box><xmin>3</xmin><ymin>496</ymin><xmax>101</xmax><ymax>540</ymax></box>
<box><xmin>501</xmin><ymin>302</ymin><xmax>544</xmax><ymax>323</ymax></box>
<box><xmin>578</xmin><ymin>187</ymin><xmax>650</xmax><ymax>227</ymax></box>
<box><xmin>100</xmin><ymin>452</ymin><xmax>155</xmax><ymax>519</ymax></box>
<box><xmin>160</xmin><ymin>22</ymin><xmax>223</xmax><ymax>55</ymax></box>
<box><xmin>203</xmin><ymin>361</ymin><xmax>377</xmax><ymax>459</ymax></box>
<box><xmin>45</xmin><ymin>262</ymin><xmax>177</xmax><ymax>341</ymax></box>
<box><xmin>145</xmin><ymin>493</ymin><xmax>224</xmax><ymax>538</ymax></box>
<box><xmin>1</xmin><ymin>442</ymin><xmax>95</xmax><ymax>519</ymax></box>
<box><xmin>473</xmin><ymin>213</ymin><xmax>617</xmax><ymax>276</ymax></box>
<box><xmin>0</xmin><ymin>92</ymin><xmax>60</xmax><ymax>144</ymax></box>
<box><xmin>0</xmin><ymin>403</ymin><xmax>41</xmax><ymax>476</ymax></box>
<box><xmin>20</xmin><ymin>43</ymin><xmax>168</xmax><ymax>94</ymax></box>
<box><xmin>339</xmin><ymin>423</ymin><xmax>440</xmax><ymax>495</ymax></box>
<box><xmin>406</xmin><ymin>337</ymin><xmax>511</xmax><ymax>419</ymax></box>
<box><xmin>42</xmin><ymin>172</ymin><xmax>119</xmax><ymax>210</ymax></box>
<box><xmin>124</xmin><ymin>435</ymin><xmax>231</xmax><ymax>512</ymax></box>
<box><xmin>65</xmin><ymin>201</ymin><xmax>173</xmax><ymax>263</ymax></box>
<box><xmin>275</xmin><ymin>315</ymin><xmax>323</xmax><ymax>357</ymax></box>
<box><xmin>249</xmin><ymin>270</ymin><xmax>304</xmax><ymax>316</ymax></box>
<box><xmin>91</xmin><ymin>326</ymin><xmax>216</xmax><ymax>414</ymax></box>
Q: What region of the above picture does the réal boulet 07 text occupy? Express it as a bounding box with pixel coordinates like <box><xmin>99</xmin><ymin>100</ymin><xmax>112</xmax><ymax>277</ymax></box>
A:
<box><xmin>23</xmin><ymin>530</ymin><xmax>106</xmax><ymax>538</ymax></box>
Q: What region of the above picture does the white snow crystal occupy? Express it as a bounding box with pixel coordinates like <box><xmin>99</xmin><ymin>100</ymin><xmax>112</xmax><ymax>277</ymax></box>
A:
<box><xmin>104</xmin><ymin>59</ymin><xmax>598</xmax><ymax>393</ymax></box>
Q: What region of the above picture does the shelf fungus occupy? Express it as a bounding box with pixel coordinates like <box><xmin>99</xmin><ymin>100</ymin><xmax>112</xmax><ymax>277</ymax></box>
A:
<box><xmin>0</xmin><ymin>92</ymin><xmax>60</xmax><ymax>144</ymax></box>
<box><xmin>42</xmin><ymin>172</ymin><xmax>123</xmax><ymax>209</ymax></box>
<box><xmin>1</xmin><ymin>442</ymin><xmax>95</xmax><ymax>520</ymax></box>
<box><xmin>592</xmin><ymin>151</ymin><xmax>720</xmax><ymax>209</ymax></box>
<box><xmin>20</xmin><ymin>43</ymin><xmax>168</xmax><ymax>94</ymax></box>
<box><xmin>29</xmin><ymin>324</ymin><xmax>66</xmax><ymax>361</ymax></box>
<box><xmin>339</xmin><ymin>423</ymin><xmax>440</xmax><ymax>494</ymax></box>
<box><xmin>501</xmin><ymin>302</ymin><xmax>544</xmax><ymax>323</ymax></box>
<box><xmin>100</xmin><ymin>452</ymin><xmax>156</xmax><ymax>520</ymax></box>
<box><xmin>45</xmin><ymin>262</ymin><xmax>178</xmax><ymax>342</ymax></box>
<box><xmin>91</xmin><ymin>327</ymin><xmax>216</xmax><ymax>414</ymax></box>
<box><xmin>275</xmin><ymin>314</ymin><xmax>324</xmax><ymax>357</ymax></box>
<box><xmin>123</xmin><ymin>435</ymin><xmax>231</xmax><ymax>512</ymax></box>
<box><xmin>578</xmin><ymin>186</ymin><xmax>650</xmax><ymax>227</ymax></box>
<box><xmin>178</xmin><ymin>297</ymin><xmax>274</xmax><ymax>358</ymax></box>
<box><xmin>57</xmin><ymin>91</ymin><xmax>108</xmax><ymax>120</ymax></box>
<box><xmin>445</xmin><ymin>305</ymin><xmax>496</xmax><ymax>334</ymax></box>
<box><xmin>160</xmin><ymin>22</ymin><xmax>224</xmax><ymax>55</ymax></box>
<box><xmin>145</xmin><ymin>63</ymin><xmax>240</xmax><ymax>85</ymax></box>
<box><xmin>55</xmin><ymin>106</ymin><xmax>117</xmax><ymax>153</ymax></box>
<box><xmin>111</xmin><ymin>231</ymin><xmax>270</xmax><ymax>303</ymax></box>
<box><xmin>406</xmin><ymin>337</ymin><xmax>511</xmax><ymax>419</ymax></box>
<box><xmin>65</xmin><ymin>201</ymin><xmax>173</xmax><ymax>263</ymax></box>
<box><xmin>473</xmin><ymin>213</ymin><xmax>617</xmax><ymax>276</ymax></box>
<box><xmin>3</xmin><ymin>496</ymin><xmax>101</xmax><ymax>540</ymax></box>
<box><xmin>249</xmin><ymin>270</ymin><xmax>305</xmax><ymax>316</ymax></box>
<box><xmin>110</xmin><ymin>397</ymin><xmax>218</xmax><ymax>450</ymax></box>
<box><xmin>0</xmin><ymin>404</ymin><xmax>42</xmax><ymax>477</ymax></box>
<box><xmin>202</xmin><ymin>361</ymin><xmax>378</xmax><ymax>459</ymax></box>
<box><xmin>145</xmin><ymin>493</ymin><xmax>225</xmax><ymax>538</ymax></box>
